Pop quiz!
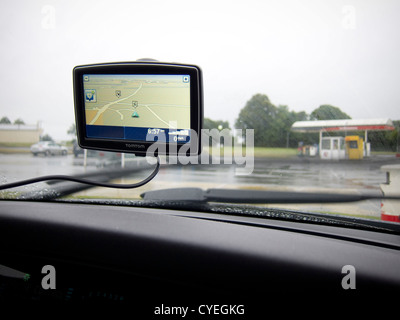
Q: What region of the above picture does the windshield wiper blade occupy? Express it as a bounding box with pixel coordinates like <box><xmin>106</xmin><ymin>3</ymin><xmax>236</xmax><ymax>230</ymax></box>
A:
<box><xmin>139</xmin><ymin>188</ymin><xmax>400</xmax><ymax>234</ymax></box>
<box><xmin>141</xmin><ymin>187</ymin><xmax>400</xmax><ymax>204</ymax></box>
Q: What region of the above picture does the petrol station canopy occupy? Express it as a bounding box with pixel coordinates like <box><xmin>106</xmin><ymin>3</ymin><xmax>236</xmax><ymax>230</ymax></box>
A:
<box><xmin>291</xmin><ymin>118</ymin><xmax>395</xmax><ymax>133</ymax></box>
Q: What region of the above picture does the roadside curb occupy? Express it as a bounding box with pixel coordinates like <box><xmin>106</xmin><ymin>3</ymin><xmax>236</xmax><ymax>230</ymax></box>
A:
<box><xmin>0</xmin><ymin>147</ymin><xmax>30</xmax><ymax>154</ymax></box>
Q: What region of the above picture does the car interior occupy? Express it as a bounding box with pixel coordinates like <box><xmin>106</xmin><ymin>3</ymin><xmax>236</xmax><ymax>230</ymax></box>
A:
<box><xmin>1</xmin><ymin>2</ymin><xmax>400</xmax><ymax>317</ymax></box>
<box><xmin>1</xmin><ymin>62</ymin><xmax>400</xmax><ymax>316</ymax></box>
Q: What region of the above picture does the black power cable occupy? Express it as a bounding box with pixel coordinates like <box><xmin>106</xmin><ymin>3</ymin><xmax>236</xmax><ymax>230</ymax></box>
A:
<box><xmin>0</xmin><ymin>156</ymin><xmax>160</xmax><ymax>190</ymax></box>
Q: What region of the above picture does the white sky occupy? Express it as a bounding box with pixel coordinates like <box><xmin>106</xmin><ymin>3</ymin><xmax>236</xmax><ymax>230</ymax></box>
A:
<box><xmin>0</xmin><ymin>0</ymin><xmax>399</xmax><ymax>141</ymax></box>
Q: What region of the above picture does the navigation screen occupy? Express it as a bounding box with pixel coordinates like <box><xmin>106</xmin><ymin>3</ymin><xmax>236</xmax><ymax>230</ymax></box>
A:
<box><xmin>83</xmin><ymin>74</ymin><xmax>191</xmax><ymax>143</ymax></box>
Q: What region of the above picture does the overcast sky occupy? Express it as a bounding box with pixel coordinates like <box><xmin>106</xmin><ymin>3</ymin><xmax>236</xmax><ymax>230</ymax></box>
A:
<box><xmin>0</xmin><ymin>0</ymin><xmax>399</xmax><ymax>141</ymax></box>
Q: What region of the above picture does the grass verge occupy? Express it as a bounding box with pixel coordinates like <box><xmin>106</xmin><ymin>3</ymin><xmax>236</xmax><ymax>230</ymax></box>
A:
<box><xmin>204</xmin><ymin>146</ymin><xmax>297</xmax><ymax>158</ymax></box>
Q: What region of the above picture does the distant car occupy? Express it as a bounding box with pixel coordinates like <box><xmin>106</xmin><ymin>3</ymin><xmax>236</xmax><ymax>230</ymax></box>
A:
<box><xmin>72</xmin><ymin>140</ymin><xmax>122</xmax><ymax>167</ymax></box>
<box><xmin>91</xmin><ymin>151</ymin><xmax>122</xmax><ymax>168</ymax></box>
<box><xmin>30</xmin><ymin>141</ymin><xmax>68</xmax><ymax>156</ymax></box>
<box><xmin>73</xmin><ymin>140</ymin><xmax>84</xmax><ymax>157</ymax></box>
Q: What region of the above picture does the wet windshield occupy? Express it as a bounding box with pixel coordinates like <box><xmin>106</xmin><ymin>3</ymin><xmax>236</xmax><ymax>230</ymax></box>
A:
<box><xmin>0</xmin><ymin>0</ymin><xmax>399</xmax><ymax>225</ymax></box>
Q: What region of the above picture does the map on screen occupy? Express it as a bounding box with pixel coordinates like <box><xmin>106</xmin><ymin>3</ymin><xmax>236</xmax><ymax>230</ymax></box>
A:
<box><xmin>82</xmin><ymin>74</ymin><xmax>191</xmax><ymax>142</ymax></box>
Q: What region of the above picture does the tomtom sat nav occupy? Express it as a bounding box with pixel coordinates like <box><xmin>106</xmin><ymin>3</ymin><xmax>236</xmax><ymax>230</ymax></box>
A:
<box><xmin>73</xmin><ymin>61</ymin><xmax>203</xmax><ymax>156</ymax></box>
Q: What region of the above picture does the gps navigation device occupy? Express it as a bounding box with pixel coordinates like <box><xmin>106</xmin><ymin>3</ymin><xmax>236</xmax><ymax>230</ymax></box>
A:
<box><xmin>73</xmin><ymin>61</ymin><xmax>203</xmax><ymax>156</ymax></box>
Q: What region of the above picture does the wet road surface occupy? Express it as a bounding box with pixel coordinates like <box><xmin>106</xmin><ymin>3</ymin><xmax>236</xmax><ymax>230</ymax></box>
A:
<box><xmin>0</xmin><ymin>153</ymin><xmax>398</xmax><ymax>218</ymax></box>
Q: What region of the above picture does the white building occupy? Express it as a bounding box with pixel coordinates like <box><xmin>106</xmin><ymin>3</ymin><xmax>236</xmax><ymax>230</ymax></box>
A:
<box><xmin>0</xmin><ymin>123</ymin><xmax>43</xmax><ymax>144</ymax></box>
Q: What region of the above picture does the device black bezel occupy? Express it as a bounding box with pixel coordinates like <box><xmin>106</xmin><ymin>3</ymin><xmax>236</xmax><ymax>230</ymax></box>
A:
<box><xmin>73</xmin><ymin>62</ymin><xmax>203</xmax><ymax>156</ymax></box>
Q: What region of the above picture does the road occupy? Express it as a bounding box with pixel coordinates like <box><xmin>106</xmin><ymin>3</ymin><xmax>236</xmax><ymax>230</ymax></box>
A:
<box><xmin>89</xmin><ymin>82</ymin><xmax>143</xmax><ymax>124</ymax></box>
<box><xmin>0</xmin><ymin>152</ymin><xmax>398</xmax><ymax>219</ymax></box>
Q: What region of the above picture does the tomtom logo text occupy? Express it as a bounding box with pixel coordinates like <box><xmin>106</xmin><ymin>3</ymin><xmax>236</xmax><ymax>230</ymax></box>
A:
<box><xmin>126</xmin><ymin>143</ymin><xmax>145</xmax><ymax>149</ymax></box>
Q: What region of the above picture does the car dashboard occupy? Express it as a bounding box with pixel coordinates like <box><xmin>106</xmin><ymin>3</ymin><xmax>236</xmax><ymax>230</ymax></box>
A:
<box><xmin>0</xmin><ymin>200</ymin><xmax>400</xmax><ymax>314</ymax></box>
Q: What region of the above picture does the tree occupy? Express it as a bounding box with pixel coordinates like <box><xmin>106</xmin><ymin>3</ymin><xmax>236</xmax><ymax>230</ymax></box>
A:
<box><xmin>274</xmin><ymin>107</ymin><xmax>318</xmax><ymax>147</ymax></box>
<box><xmin>0</xmin><ymin>116</ymin><xmax>11</xmax><ymax>124</ymax></box>
<box><xmin>40</xmin><ymin>133</ymin><xmax>53</xmax><ymax>141</ymax></box>
<box><xmin>310</xmin><ymin>105</ymin><xmax>351</xmax><ymax>120</ymax></box>
<box><xmin>67</xmin><ymin>123</ymin><xmax>76</xmax><ymax>136</ymax></box>
<box><xmin>289</xmin><ymin>116</ymin><xmax>320</xmax><ymax>147</ymax></box>
<box><xmin>203</xmin><ymin>118</ymin><xmax>232</xmax><ymax>146</ymax></box>
<box><xmin>235</xmin><ymin>94</ymin><xmax>280</xmax><ymax>147</ymax></box>
<box><xmin>203</xmin><ymin>118</ymin><xmax>230</xmax><ymax>131</ymax></box>
<box><xmin>235</xmin><ymin>94</ymin><xmax>321</xmax><ymax>147</ymax></box>
<box><xmin>14</xmin><ymin>118</ymin><xmax>25</xmax><ymax>125</ymax></box>
<box><xmin>235</xmin><ymin>94</ymin><xmax>310</xmax><ymax>147</ymax></box>
<box><xmin>67</xmin><ymin>123</ymin><xmax>77</xmax><ymax>142</ymax></box>
<box><xmin>367</xmin><ymin>120</ymin><xmax>400</xmax><ymax>152</ymax></box>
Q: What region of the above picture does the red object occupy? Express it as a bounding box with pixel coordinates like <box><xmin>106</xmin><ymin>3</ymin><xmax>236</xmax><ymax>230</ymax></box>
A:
<box><xmin>324</xmin><ymin>125</ymin><xmax>395</xmax><ymax>132</ymax></box>
<box><xmin>381</xmin><ymin>212</ymin><xmax>400</xmax><ymax>222</ymax></box>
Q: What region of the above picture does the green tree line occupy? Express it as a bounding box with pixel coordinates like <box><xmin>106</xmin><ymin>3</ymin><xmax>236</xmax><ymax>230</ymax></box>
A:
<box><xmin>234</xmin><ymin>94</ymin><xmax>321</xmax><ymax>148</ymax></box>
<box><xmin>0</xmin><ymin>116</ymin><xmax>25</xmax><ymax>125</ymax></box>
<box><xmin>206</xmin><ymin>93</ymin><xmax>398</xmax><ymax>151</ymax></box>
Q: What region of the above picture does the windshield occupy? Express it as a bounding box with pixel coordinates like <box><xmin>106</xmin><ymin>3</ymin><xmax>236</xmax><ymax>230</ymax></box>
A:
<box><xmin>0</xmin><ymin>0</ymin><xmax>399</xmax><ymax>227</ymax></box>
